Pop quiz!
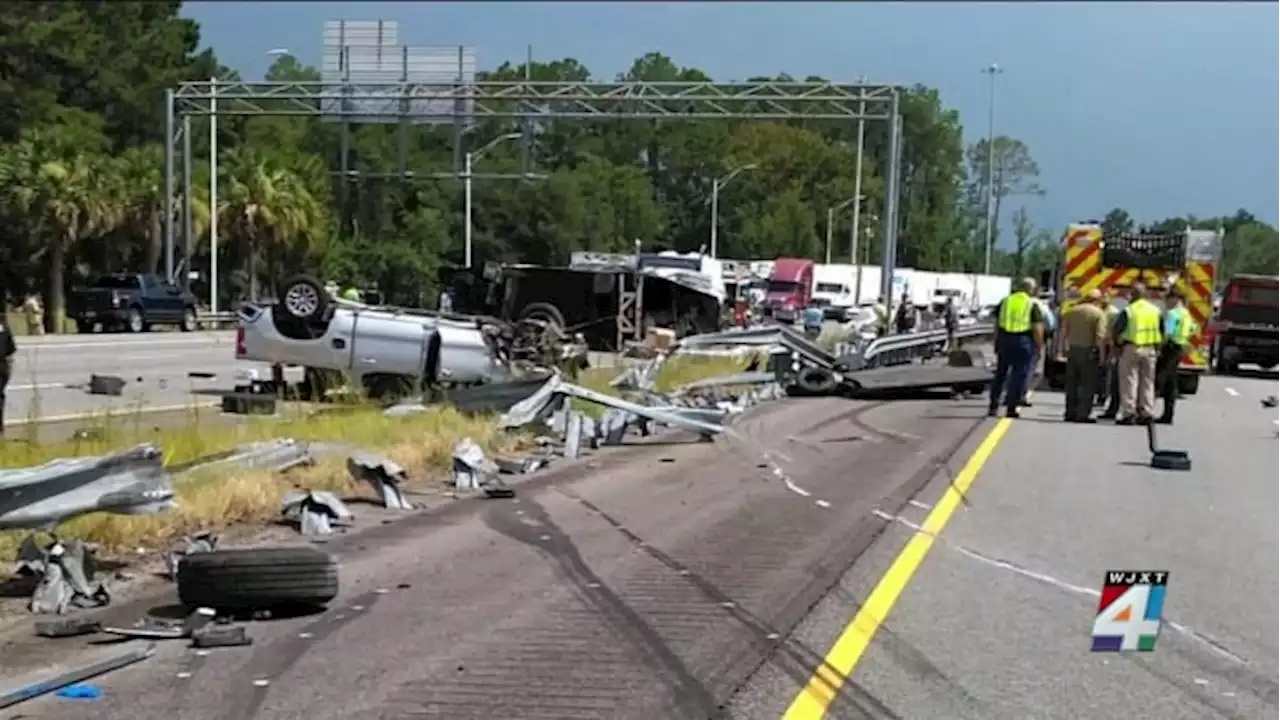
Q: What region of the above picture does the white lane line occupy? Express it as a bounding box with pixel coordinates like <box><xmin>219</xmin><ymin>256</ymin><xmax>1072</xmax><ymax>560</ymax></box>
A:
<box><xmin>873</xmin><ymin>510</ymin><xmax>1254</xmax><ymax>667</ymax></box>
<box><xmin>1224</xmin><ymin>387</ymin><xmax>1240</xmax><ymax>397</ymax></box>
<box><xmin>8</xmin><ymin>382</ymin><xmax>67</xmax><ymax>392</ymax></box>
<box><xmin>908</xmin><ymin>499</ymin><xmax>933</xmax><ymax>511</ymax></box>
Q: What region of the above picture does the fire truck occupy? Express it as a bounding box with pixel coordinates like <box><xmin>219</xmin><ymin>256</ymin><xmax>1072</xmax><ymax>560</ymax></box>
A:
<box><xmin>1043</xmin><ymin>222</ymin><xmax>1222</xmax><ymax>396</ymax></box>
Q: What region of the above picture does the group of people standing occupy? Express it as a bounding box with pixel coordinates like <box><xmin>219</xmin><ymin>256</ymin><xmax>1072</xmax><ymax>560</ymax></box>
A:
<box><xmin>989</xmin><ymin>278</ymin><xmax>1196</xmax><ymax>424</ymax></box>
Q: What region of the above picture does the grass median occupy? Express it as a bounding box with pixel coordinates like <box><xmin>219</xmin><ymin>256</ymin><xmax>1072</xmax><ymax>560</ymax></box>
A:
<box><xmin>0</xmin><ymin>353</ymin><xmax>756</xmax><ymax>562</ymax></box>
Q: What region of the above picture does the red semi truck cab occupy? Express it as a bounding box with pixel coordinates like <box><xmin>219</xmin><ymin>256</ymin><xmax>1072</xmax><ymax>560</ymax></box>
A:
<box><xmin>762</xmin><ymin>257</ymin><xmax>815</xmax><ymax>323</ymax></box>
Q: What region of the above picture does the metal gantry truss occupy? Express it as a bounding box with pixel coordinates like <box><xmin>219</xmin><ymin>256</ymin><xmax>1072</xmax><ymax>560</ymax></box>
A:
<box><xmin>164</xmin><ymin>79</ymin><xmax>905</xmax><ymax>301</ymax></box>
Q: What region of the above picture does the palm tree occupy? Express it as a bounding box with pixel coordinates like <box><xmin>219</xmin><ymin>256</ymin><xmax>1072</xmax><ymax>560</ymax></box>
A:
<box><xmin>218</xmin><ymin>146</ymin><xmax>328</xmax><ymax>300</ymax></box>
<box><xmin>0</xmin><ymin>123</ymin><xmax>123</xmax><ymax>330</ymax></box>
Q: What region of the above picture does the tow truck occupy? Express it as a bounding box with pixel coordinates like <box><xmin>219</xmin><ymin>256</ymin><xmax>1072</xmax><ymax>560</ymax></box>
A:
<box><xmin>1044</xmin><ymin>222</ymin><xmax>1222</xmax><ymax>396</ymax></box>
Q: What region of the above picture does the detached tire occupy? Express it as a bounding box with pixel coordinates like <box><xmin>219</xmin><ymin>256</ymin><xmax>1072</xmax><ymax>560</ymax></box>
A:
<box><xmin>177</xmin><ymin>547</ymin><xmax>339</xmax><ymax>611</ymax></box>
<box><xmin>795</xmin><ymin>366</ymin><xmax>839</xmax><ymax>396</ymax></box>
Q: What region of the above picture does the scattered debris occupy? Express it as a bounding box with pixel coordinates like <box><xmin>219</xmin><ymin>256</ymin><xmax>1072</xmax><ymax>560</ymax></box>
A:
<box><xmin>191</xmin><ymin>623</ymin><xmax>253</xmax><ymax>648</ymax></box>
<box><xmin>452</xmin><ymin>438</ymin><xmax>501</xmax><ymax>491</ymax></box>
<box><xmin>282</xmin><ymin>491</ymin><xmax>353</xmax><ymax>537</ymax></box>
<box><xmin>55</xmin><ymin>683</ymin><xmax>103</xmax><ymax>700</ymax></box>
<box><xmin>0</xmin><ymin>444</ymin><xmax>175</xmax><ymax>533</ymax></box>
<box><xmin>0</xmin><ymin>642</ymin><xmax>156</xmax><ymax>710</ymax></box>
<box><xmin>87</xmin><ymin>374</ymin><xmax>126</xmax><ymax>397</ymax></box>
<box><xmin>34</xmin><ymin>617</ymin><xmax>102</xmax><ymax>638</ymax></box>
<box><xmin>166</xmin><ymin>532</ymin><xmax>218</xmax><ymax>579</ymax></box>
<box><xmin>1262</xmin><ymin>395</ymin><xmax>1276</xmax><ymax>408</ymax></box>
<box><xmin>347</xmin><ymin>452</ymin><xmax>412</xmax><ymax>510</ymax></box>
<box><xmin>101</xmin><ymin>607</ymin><xmax>216</xmax><ymax>641</ymax></box>
<box><xmin>25</xmin><ymin>539</ymin><xmax>110</xmax><ymax>614</ymax></box>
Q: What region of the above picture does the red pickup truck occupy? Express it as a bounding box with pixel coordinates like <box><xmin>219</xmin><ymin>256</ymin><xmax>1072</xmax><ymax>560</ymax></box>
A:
<box><xmin>1208</xmin><ymin>274</ymin><xmax>1278</xmax><ymax>374</ymax></box>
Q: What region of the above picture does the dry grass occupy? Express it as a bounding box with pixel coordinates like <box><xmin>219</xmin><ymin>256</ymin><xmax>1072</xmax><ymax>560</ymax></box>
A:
<box><xmin>5</xmin><ymin>310</ymin><xmax>76</xmax><ymax>335</ymax></box>
<box><xmin>0</xmin><ymin>355</ymin><xmax>749</xmax><ymax>561</ymax></box>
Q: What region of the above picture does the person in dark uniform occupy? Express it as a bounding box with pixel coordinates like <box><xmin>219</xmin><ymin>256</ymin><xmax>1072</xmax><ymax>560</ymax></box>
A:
<box><xmin>0</xmin><ymin>317</ymin><xmax>15</xmax><ymax>436</ymax></box>
<box><xmin>1156</xmin><ymin>289</ymin><xmax>1196</xmax><ymax>424</ymax></box>
<box><xmin>988</xmin><ymin>277</ymin><xmax>1045</xmax><ymax>419</ymax></box>
<box><xmin>1097</xmin><ymin>293</ymin><xmax>1123</xmax><ymax>418</ymax></box>
<box><xmin>1060</xmin><ymin>289</ymin><xmax>1107</xmax><ymax>423</ymax></box>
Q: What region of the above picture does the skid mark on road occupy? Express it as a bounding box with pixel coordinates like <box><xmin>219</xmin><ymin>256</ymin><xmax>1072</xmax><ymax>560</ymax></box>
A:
<box><xmin>215</xmin><ymin>590</ymin><xmax>386</xmax><ymax>720</ymax></box>
<box><xmin>484</xmin><ymin>497</ymin><xmax>720</xmax><ymax>718</ymax></box>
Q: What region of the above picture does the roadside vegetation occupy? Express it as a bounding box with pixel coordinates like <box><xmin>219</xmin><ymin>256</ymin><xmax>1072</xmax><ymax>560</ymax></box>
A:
<box><xmin>0</xmin><ymin>354</ymin><xmax>751</xmax><ymax>562</ymax></box>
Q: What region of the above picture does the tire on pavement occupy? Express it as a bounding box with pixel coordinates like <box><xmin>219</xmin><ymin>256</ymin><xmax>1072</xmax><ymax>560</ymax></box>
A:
<box><xmin>177</xmin><ymin>547</ymin><xmax>339</xmax><ymax>611</ymax></box>
<box><xmin>278</xmin><ymin>274</ymin><xmax>330</xmax><ymax>323</ymax></box>
<box><xmin>794</xmin><ymin>366</ymin><xmax>839</xmax><ymax>396</ymax></box>
<box><xmin>180</xmin><ymin>306</ymin><xmax>197</xmax><ymax>332</ymax></box>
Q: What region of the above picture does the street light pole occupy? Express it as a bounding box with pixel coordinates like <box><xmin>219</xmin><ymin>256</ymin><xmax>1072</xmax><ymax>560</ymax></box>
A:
<box><xmin>825</xmin><ymin>196</ymin><xmax>858</xmax><ymax>265</ymax></box>
<box><xmin>982</xmin><ymin>63</ymin><xmax>1003</xmax><ymax>276</ymax></box>
<box><xmin>463</xmin><ymin>131</ymin><xmax>522</xmax><ymax>268</ymax></box>
<box><xmin>709</xmin><ymin>163</ymin><xmax>757</xmax><ymax>259</ymax></box>
<box><xmin>851</xmin><ymin>74</ymin><xmax>867</xmax><ymax>265</ymax></box>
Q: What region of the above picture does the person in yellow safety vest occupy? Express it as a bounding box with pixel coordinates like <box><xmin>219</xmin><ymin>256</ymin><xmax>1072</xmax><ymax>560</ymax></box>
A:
<box><xmin>1097</xmin><ymin>294</ymin><xmax>1123</xmax><ymax>416</ymax></box>
<box><xmin>873</xmin><ymin>297</ymin><xmax>889</xmax><ymax>337</ymax></box>
<box><xmin>988</xmin><ymin>277</ymin><xmax>1045</xmax><ymax>419</ymax></box>
<box><xmin>1112</xmin><ymin>282</ymin><xmax>1164</xmax><ymax>424</ymax></box>
<box><xmin>339</xmin><ymin>286</ymin><xmax>361</xmax><ymax>302</ymax></box>
<box><xmin>1155</xmin><ymin>288</ymin><xmax>1197</xmax><ymax>425</ymax></box>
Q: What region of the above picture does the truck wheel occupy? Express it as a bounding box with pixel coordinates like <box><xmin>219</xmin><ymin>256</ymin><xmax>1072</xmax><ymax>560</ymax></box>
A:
<box><xmin>794</xmin><ymin>367</ymin><xmax>839</xmax><ymax>396</ymax></box>
<box><xmin>279</xmin><ymin>274</ymin><xmax>330</xmax><ymax>323</ymax></box>
<box><xmin>126</xmin><ymin>308</ymin><xmax>146</xmax><ymax>333</ymax></box>
<box><xmin>177</xmin><ymin>547</ymin><xmax>339</xmax><ymax>611</ymax></box>
<box><xmin>180</xmin><ymin>307</ymin><xmax>197</xmax><ymax>332</ymax></box>
<box><xmin>518</xmin><ymin>302</ymin><xmax>566</xmax><ymax>331</ymax></box>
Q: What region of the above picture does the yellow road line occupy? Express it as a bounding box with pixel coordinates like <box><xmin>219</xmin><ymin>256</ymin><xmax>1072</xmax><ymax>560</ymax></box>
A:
<box><xmin>782</xmin><ymin>417</ymin><xmax>1014</xmax><ymax>719</ymax></box>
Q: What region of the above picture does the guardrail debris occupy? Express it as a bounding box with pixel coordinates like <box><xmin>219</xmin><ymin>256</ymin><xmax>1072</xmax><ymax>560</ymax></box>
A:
<box><xmin>0</xmin><ymin>642</ymin><xmax>156</xmax><ymax>711</ymax></box>
<box><xmin>346</xmin><ymin>452</ymin><xmax>413</xmax><ymax>510</ymax></box>
<box><xmin>27</xmin><ymin>539</ymin><xmax>110</xmax><ymax>615</ymax></box>
<box><xmin>282</xmin><ymin>490</ymin><xmax>353</xmax><ymax>537</ymax></box>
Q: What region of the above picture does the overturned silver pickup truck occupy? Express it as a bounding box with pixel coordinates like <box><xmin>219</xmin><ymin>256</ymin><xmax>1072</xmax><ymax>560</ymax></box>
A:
<box><xmin>236</xmin><ymin>275</ymin><xmax>585</xmax><ymax>400</ymax></box>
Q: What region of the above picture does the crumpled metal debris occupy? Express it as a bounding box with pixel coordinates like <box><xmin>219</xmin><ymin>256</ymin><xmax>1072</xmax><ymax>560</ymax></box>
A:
<box><xmin>281</xmin><ymin>491</ymin><xmax>353</xmax><ymax>537</ymax></box>
<box><xmin>178</xmin><ymin>439</ymin><xmax>315</xmax><ymax>475</ymax></box>
<box><xmin>452</xmin><ymin>438</ymin><xmax>501</xmax><ymax>491</ymax></box>
<box><xmin>346</xmin><ymin>452</ymin><xmax>412</xmax><ymax>510</ymax></box>
<box><xmin>0</xmin><ymin>642</ymin><xmax>156</xmax><ymax>711</ymax></box>
<box><xmin>101</xmin><ymin>607</ymin><xmax>216</xmax><ymax>641</ymax></box>
<box><xmin>0</xmin><ymin>444</ymin><xmax>174</xmax><ymax>533</ymax></box>
<box><xmin>166</xmin><ymin>532</ymin><xmax>218</xmax><ymax>579</ymax></box>
<box><xmin>609</xmin><ymin>355</ymin><xmax>666</xmax><ymax>393</ymax></box>
<box><xmin>498</xmin><ymin>374</ymin><xmax>726</xmax><ymax>440</ymax></box>
<box><xmin>27</xmin><ymin>539</ymin><xmax>110</xmax><ymax>615</ymax></box>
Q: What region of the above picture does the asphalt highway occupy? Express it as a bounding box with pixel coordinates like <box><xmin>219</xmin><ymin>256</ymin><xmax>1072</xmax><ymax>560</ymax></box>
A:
<box><xmin>6</xmin><ymin>331</ymin><xmax>271</xmax><ymax>423</ymax></box>
<box><xmin>3</xmin><ymin>392</ymin><xmax>992</xmax><ymax>719</ymax></box>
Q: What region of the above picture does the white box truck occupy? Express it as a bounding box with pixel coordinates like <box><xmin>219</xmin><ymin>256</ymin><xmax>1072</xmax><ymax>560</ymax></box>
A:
<box><xmin>811</xmin><ymin>264</ymin><xmax>859</xmax><ymax>320</ymax></box>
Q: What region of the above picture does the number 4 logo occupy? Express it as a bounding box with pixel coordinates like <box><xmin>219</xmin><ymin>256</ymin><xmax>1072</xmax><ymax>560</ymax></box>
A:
<box><xmin>1093</xmin><ymin>585</ymin><xmax>1163</xmax><ymax>651</ymax></box>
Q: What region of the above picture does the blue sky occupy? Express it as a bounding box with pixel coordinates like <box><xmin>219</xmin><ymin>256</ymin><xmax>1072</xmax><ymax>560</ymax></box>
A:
<box><xmin>184</xmin><ymin>2</ymin><xmax>1279</xmax><ymax>245</ymax></box>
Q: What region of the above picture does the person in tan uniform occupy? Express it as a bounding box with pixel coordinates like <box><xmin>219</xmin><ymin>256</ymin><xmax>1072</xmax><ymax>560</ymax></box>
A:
<box><xmin>1060</xmin><ymin>289</ymin><xmax>1108</xmax><ymax>423</ymax></box>
<box><xmin>21</xmin><ymin>294</ymin><xmax>44</xmax><ymax>336</ymax></box>
<box><xmin>1114</xmin><ymin>283</ymin><xmax>1164</xmax><ymax>424</ymax></box>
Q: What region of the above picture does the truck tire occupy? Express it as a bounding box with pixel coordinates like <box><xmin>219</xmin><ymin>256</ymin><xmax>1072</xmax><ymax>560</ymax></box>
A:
<box><xmin>180</xmin><ymin>306</ymin><xmax>197</xmax><ymax>332</ymax></box>
<box><xmin>126</xmin><ymin>307</ymin><xmax>147</xmax><ymax>333</ymax></box>
<box><xmin>518</xmin><ymin>302</ymin><xmax>566</xmax><ymax>331</ymax></box>
<box><xmin>177</xmin><ymin>547</ymin><xmax>339</xmax><ymax>611</ymax></box>
<box><xmin>794</xmin><ymin>367</ymin><xmax>839</xmax><ymax>396</ymax></box>
<box><xmin>278</xmin><ymin>274</ymin><xmax>330</xmax><ymax>323</ymax></box>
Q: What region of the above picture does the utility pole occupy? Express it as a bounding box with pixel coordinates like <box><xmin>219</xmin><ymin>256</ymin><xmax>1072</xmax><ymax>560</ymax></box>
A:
<box><xmin>209</xmin><ymin>76</ymin><xmax>218</xmax><ymax>314</ymax></box>
<box><xmin>463</xmin><ymin>132</ymin><xmax>522</xmax><ymax>268</ymax></box>
<box><xmin>982</xmin><ymin>63</ymin><xmax>1003</xmax><ymax>275</ymax></box>
<box><xmin>825</xmin><ymin>196</ymin><xmax>858</xmax><ymax>265</ymax></box>
<box><xmin>851</xmin><ymin>74</ymin><xmax>868</xmax><ymax>307</ymax></box>
<box><xmin>709</xmin><ymin>163</ymin><xmax>757</xmax><ymax>259</ymax></box>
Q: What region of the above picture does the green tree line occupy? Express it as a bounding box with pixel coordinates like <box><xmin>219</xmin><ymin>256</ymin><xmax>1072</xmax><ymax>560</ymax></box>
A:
<box><xmin>1</xmin><ymin>3</ymin><xmax>1273</xmax><ymax>329</ymax></box>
